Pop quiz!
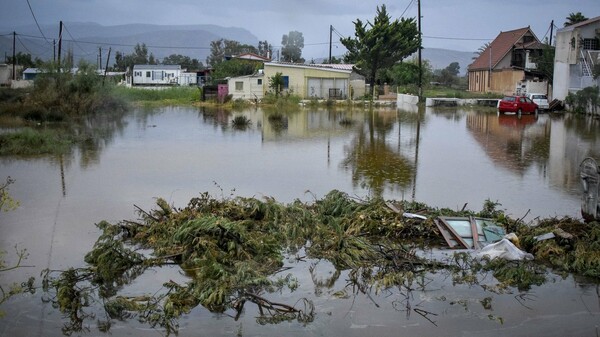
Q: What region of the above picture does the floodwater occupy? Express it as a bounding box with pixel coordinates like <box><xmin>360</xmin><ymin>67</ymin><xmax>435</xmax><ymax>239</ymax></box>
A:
<box><xmin>1</xmin><ymin>105</ymin><xmax>599</xmax><ymax>336</ymax></box>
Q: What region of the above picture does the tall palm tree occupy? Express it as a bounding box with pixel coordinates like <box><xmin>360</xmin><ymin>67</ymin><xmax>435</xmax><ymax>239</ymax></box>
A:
<box><xmin>472</xmin><ymin>42</ymin><xmax>491</xmax><ymax>60</ymax></box>
<box><xmin>564</xmin><ymin>12</ymin><xmax>588</xmax><ymax>27</ymax></box>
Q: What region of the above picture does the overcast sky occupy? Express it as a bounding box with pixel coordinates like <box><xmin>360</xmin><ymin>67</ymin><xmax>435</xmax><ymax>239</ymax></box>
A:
<box><xmin>2</xmin><ymin>0</ymin><xmax>599</xmax><ymax>58</ymax></box>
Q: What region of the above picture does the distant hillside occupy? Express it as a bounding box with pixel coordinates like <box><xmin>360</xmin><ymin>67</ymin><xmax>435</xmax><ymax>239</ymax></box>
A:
<box><xmin>0</xmin><ymin>22</ymin><xmax>259</xmax><ymax>66</ymax></box>
<box><xmin>1</xmin><ymin>22</ymin><xmax>475</xmax><ymax>74</ymax></box>
<box><xmin>421</xmin><ymin>48</ymin><xmax>476</xmax><ymax>75</ymax></box>
<box><xmin>313</xmin><ymin>48</ymin><xmax>476</xmax><ymax>76</ymax></box>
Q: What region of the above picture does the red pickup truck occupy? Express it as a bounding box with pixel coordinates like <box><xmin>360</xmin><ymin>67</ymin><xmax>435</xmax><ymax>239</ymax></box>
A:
<box><xmin>497</xmin><ymin>95</ymin><xmax>539</xmax><ymax>115</ymax></box>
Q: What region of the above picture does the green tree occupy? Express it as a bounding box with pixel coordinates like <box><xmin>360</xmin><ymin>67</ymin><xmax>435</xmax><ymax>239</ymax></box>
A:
<box><xmin>446</xmin><ymin>62</ymin><xmax>460</xmax><ymax>77</ymax></box>
<box><xmin>258</xmin><ymin>40</ymin><xmax>273</xmax><ymax>59</ymax></box>
<box><xmin>281</xmin><ymin>31</ymin><xmax>304</xmax><ymax>63</ymax></box>
<box><xmin>268</xmin><ymin>72</ymin><xmax>284</xmax><ymax>97</ymax></box>
<box><xmin>341</xmin><ymin>4</ymin><xmax>420</xmax><ymax>96</ymax></box>
<box><xmin>532</xmin><ymin>43</ymin><xmax>555</xmax><ymax>84</ymax></box>
<box><xmin>113</xmin><ymin>43</ymin><xmax>153</xmax><ymax>71</ymax></box>
<box><xmin>132</xmin><ymin>43</ymin><xmax>150</xmax><ymax>65</ymax></box>
<box><xmin>384</xmin><ymin>58</ymin><xmax>432</xmax><ymax>86</ymax></box>
<box><xmin>564</xmin><ymin>12</ymin><xmax>588</xmax><ymax>26</ymax></box>
<box><xmin>206</xmin><ymin>39</ymin><xmax>258</xmax><ymax>67</ymax></box>
<box><xmin>323</xmin><ymin>56</ymin><xmax>342</xmax><ymax>64</ymax></box>
<box><xmin>162</xmin><ymin>54</ymin><xmax>203</xmax><ymax>70</ymax></box>
<box><xmin>211</xmin><ymin>59</ymin><xmax>261</xmax><ymax>81</ymax></box>
<box><xmin>6</xmin><ymin>52</ymin><xmax>42</xmax><ymax>68</ymax></box>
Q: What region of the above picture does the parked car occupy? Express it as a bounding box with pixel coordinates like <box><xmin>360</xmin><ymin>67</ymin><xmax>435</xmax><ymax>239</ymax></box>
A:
<box><xmin>497</xmin><ymin>95</ymin><xmax>539</xmax><ymax>115</ymax></box>
<box><xmin>527</xmin><ymin>93</ymin><xmax>549</xmax><ymax>110</ymax></box>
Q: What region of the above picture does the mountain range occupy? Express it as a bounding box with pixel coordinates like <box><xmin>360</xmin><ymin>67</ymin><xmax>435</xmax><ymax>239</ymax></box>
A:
<box><xmin>0</xmin><ymin>22</ymin><xmax>475</xmax><ymax>73</ymax></box>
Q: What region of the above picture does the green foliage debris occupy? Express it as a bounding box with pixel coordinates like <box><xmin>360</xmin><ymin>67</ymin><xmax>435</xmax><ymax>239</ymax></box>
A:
<box><xmin>40</xmin><ymin>190</ymin><xmax>600</xmax><ymax>335</ymax></box>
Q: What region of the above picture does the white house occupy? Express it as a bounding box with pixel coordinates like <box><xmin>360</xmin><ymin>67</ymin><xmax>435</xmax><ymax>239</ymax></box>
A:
<box><xmin>227</xmin><ymin>72</ymin><xmax>264</xmax><ymax>100</ymax></box>
<box><xmin>553</xmin><ymin>16</ymin><xmax>600</xmax><ymax>101</ymax></box>
<box><xmin>179</xmin><ymin>72</ymin><xmax>198</xmax><ymax>86</ymax></box>
<box><xmin>132</xmin><ymin>64</ymin><xmax>181</xmax><ymax>86</ymax></box>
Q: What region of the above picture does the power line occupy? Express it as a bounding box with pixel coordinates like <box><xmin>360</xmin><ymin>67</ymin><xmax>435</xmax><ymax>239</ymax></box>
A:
<box><xmin>26</xmin><ymin>0</ymin><xmax>50</xmax><ymax>43</ymax></box>
<box><xmin>400</xmin><ymin>0</ymin><xmax>416</xmax><ymax>18</ymax></box>
<box><xmin>423</xmin><ymin>35</ymin><xmax>492</xmax><ymax>41</ymax></box>
<box><xmin>62</xmin><ymin>23</ymin><xmax>96</xmax><ymax>57</ymax></box>
<box><xmin>16</xmin><ymin>35</ymin><xmax>33</xmax><ymax>55</ymax></box>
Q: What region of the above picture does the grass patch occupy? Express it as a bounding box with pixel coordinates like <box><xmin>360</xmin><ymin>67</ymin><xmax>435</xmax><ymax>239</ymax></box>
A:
<box><xmin>0</xmin><ymin>128</ymin><xmax>74</xmax><ymax>156</ymax></box>
<box><xmin>111</xmin><ymin>86</ymin><xmax>200</xmax><ymax>105</ymax></box>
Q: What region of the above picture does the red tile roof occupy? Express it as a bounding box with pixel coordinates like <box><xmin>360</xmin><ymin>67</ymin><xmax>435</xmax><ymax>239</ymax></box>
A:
<box><xmin>469</xmin><ymin>27</ymin><xmax>536</xmax><ymax>71</ymax></box>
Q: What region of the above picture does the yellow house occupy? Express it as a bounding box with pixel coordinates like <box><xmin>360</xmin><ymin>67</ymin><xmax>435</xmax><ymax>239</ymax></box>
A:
<box><xmin>263</xmin><ymin>62</ymin><xmax>360</xmax><ymax>99</ymax></box>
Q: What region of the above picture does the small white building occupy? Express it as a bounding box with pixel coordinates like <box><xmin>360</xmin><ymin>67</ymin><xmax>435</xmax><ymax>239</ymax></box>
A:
<box><xmin>132</xmin><ymin>64</ymin><xmax>181</xmax><ymax>86</ymax></box>
<box><xmin>227</xmin><ymin>72</ymin><xmax>264</xmax><ymax>100</ymax></box>
<box><xmin>553</xmin><ymin>16</ymin><xmax>600</xmax><ymax>101</ymax></box>
<box><xmin>179</xmin><ymin>72</ymin><xmax>198</xmax><ymax>86</ymax></box>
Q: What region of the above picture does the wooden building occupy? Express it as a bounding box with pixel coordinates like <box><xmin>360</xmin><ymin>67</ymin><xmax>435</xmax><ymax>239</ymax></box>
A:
<box><xmin>468</xmin><ymin>27</ymin><xmax>547</xmax><ymax>96</ymax></box>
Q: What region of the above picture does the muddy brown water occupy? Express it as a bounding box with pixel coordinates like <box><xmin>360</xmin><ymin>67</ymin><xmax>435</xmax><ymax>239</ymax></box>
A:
<box><xmin>1</xmin><ymin>106</ymin><xmax>599</xmax><ymax>336</ymax></box>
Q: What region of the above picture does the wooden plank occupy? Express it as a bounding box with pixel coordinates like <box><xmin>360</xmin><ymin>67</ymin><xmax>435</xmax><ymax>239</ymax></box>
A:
<box><xmin>469</xmin><ymin>216</ymin><xmax>480</xmax><ymax>250</ymax></box>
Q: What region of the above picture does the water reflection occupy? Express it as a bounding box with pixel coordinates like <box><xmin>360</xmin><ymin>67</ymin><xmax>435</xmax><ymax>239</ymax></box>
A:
<box><xmin>342</xmin><ymin>109</ymin><xmax>418</xmax><ymax>198</ymax></box>
<box><xmin>466</xmin><ymin>113</ymin><xmax>551</xmax><ymax>175</ymax></box>
<box><xmin>3</xmin><ymin>105</ymin><xmax>600</xmax><ymax>336</ymax></box>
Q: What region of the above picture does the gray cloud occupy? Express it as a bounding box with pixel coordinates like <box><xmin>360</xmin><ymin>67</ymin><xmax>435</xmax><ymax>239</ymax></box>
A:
<box><xmin>2</xmin><ymin>0</ymin><xmax>598</xmax><ymax>56</ymax></box>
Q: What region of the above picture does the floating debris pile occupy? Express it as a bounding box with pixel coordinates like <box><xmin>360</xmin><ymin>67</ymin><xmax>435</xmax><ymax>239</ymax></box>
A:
<box><xmin>41</xmin><ymin>190</ymin><xmax>600</xmax><ymax>335</ymax></box>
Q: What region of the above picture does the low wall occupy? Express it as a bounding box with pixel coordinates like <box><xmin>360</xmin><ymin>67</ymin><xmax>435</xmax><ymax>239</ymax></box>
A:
<box><xmin>425</xmin><ymin>97</ymin><xmax>499</xmax><ymax>107</ymax></box>
<box><xmin>397</xmin><ymin>93</ymin><xmax>419</xmax><ymax>105</ymax></box>
<box><xmin>10</xmin><ymin>80</ymin><xmax>33</xmax><ymax>89</ymax></box>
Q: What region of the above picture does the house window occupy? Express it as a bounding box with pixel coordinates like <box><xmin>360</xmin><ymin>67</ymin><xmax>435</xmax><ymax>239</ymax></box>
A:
<box><xmin>282</xmin><ymin>76</ymin><xmax>289</xmax><ymax>89</ymax></box>
<box><xmin>153</xmin><ymin>71</ymin><xmax>164</xmax><ymax>80</ymax></box>
<box><xmin>146</xmin><ymin>71</ymin><xmax>151</xmax><ymax>78</ymax></box>
<box><xmin>583</xmin><ymin>38</ymin><xmax>599</xmax><ymax>50</ymax></box>
<box><xmin>257</xmin><ymin>79</ymin><xmax>262</xmax><ymax>85</ymax></box>
<box><xmin>235</xmin><ymin>81</ymin><xmax>243</xmax><ymax>90</ymax></box>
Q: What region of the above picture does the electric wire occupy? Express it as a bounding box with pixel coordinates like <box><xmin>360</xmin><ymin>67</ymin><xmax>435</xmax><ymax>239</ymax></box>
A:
<box><xmin>16</xmin><ymin>35</ymin><xmax>33</xmax><ymax>55</ymax></box>
<box><xmin>26</xmin><ymin>0</ymin><xmax>51</xmax><ymax>43</ymax></box>
<box><xmin>62</xmin><ymin>23</ymin><xmax>97</xmax><ymax>57</ymax></box>
<box><xmin>400</xmin><ymin>0</ymin><xmax>415</xmax><ymax>19</ymax></box>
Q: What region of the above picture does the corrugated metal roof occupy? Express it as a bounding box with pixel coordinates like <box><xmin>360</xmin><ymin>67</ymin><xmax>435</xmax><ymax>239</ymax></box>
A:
<box><xmin>265</xmin><ymin>62</ymin><xmax>354</xmax><ymax>72</ymax></box>
<box><xmin>311</xmin><ymin>63</ymin><xmax>355</xmax><ymax>71</ymax></box>
<box><xmin>133</xmin><ymin>64</ymin><xmax>181</xmax><ymax>70</ymax></box>
<box><xmin>468</xmin><ymin>27</ymin><xmax>537</xmax><ymax>71</ymax></box>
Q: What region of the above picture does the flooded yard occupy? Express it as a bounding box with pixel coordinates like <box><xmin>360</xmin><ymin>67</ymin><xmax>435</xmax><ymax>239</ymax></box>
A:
<box><xmin>1</xmin><ymin>105</ymin><xmax>599</xmax><ymax>336</ymax></box>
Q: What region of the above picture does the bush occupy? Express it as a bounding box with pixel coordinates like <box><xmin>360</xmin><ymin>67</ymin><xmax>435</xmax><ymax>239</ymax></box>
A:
<box><xmin>565</xmin><ymin>86</ymin><xmax>599</xmax><ymax>114</ymax></box>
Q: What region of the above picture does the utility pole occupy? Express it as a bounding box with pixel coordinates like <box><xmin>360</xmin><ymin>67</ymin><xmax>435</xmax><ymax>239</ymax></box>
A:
<box><xmin>53</xmin><ymin>39</ymin><xmax>56</xmax><ymax>62</ymax></box>
<box><xmin>488</xmin><ymin>45</ymin><xmax>492</xmax><ymax>89</ymax></box>
<box><xmin>99</xmin><ymin>47</ymin><xmax>102</xmax><ymax>70</ymax></box>
<box><xmin>103</xmin><ymin>47</ymin><xmax>111</xmax><ymax>86</ymax></box>
<box><xmin>549</xmin><ymin>20</ymin><xmax>554</xmax><ymax>46</ymax></box>
<box><xmin>417</xmin><ymin>0</ymin><xmax>422</xmax><ymax>100</ymax></box>
<box><xmin>57</xmin><ymin>21</ymin><xmax>63</xmax><ymax>70</ymax></box>
<box><xmin>12</xmin><ymin>31</ymin><xmax>16</xmax><ymax>81</ymax></box>
<box><xmin>329</xmin><ymin>25</ymin><xmax>332</xmax><ymax>64</ymax></box>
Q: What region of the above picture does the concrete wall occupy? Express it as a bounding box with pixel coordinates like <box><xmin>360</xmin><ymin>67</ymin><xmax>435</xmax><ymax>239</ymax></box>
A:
<box><xmin>553</xmin><ymin>20</ymin><xmax>600</xmax><ymax>100</ymax></box>
<box><xmin>11</xmin><ymin>80</ymin><xmax>33</xmax><ymax>88</ymax></box>
<box><xmin>228</xmin><ymin>75</ymin><xmax>264</xmax><ymax>100</ymax></box>
<box><xmin>349</xmin><ymin>79</ymin><xmax>366</xmax><ymax>99</ymax></box>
